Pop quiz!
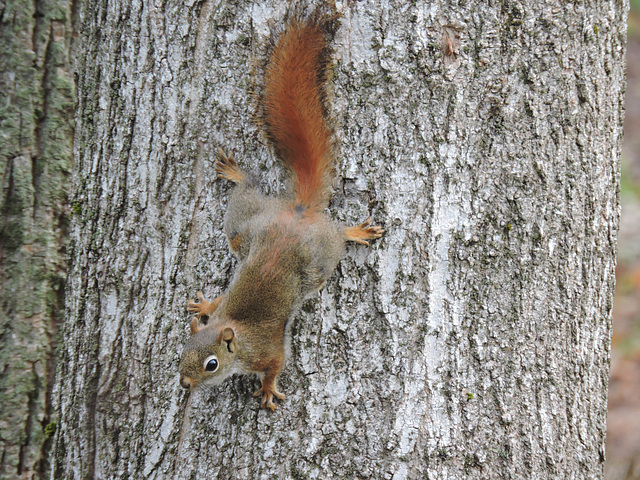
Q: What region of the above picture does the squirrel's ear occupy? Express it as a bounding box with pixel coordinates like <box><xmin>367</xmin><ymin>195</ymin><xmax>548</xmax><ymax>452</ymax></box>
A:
<box><xmin>190</xmin><ymin>316</ymin><xmax>203</xmax><ymax>335</ymax></box>
<box><xmin>220</xmin><ymin>327</ymin><xmax>236</xmax><ymax>353</ymax></box>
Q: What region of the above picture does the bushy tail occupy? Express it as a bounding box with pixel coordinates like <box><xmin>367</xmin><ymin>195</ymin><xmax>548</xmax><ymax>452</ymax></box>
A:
<box><xmin>262</xmin><ymin>20</ymin><xmax>334</xmax><ymax>209</ymax></box>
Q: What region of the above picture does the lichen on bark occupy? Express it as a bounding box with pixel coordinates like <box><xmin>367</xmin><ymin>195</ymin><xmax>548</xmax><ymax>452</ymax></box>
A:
<box><xmin>0</xmin><ymin>0</ymin><xmax>74</xmax><ymax>477</ymax></box>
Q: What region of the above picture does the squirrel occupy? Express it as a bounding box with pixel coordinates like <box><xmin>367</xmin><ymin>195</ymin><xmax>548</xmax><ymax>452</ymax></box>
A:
<box><xmin>178</xmin><ymin>17</ymin><xmax>384</xmax><ymax>410</ymax></box>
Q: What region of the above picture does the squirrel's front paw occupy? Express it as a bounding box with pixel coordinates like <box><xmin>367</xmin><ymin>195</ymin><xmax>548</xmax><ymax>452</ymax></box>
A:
<box><xmin>254</xmin><ymin>385</ymin><xmax>286</xmax><ymax>411</ymax></box>
<box><xmin>187</xmin><ymin>291</ymin><xmax>219</xmax><ymax>317</ymax></box>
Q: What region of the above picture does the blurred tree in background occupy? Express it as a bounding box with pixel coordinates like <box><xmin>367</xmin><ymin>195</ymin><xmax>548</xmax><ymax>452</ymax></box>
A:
<box><xmin>606</xmin><ymin>2</ymin><xmax>640</xmax><ymax>480</ymax></box>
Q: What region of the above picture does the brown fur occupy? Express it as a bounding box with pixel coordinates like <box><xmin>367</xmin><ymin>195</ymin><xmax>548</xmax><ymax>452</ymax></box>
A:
<box><xmin>263</xmin><ymin>21</ymin><xmax>333</xmax><ymax>209</ymax></box>
<box><xmin>179</xmin><ymin>17</ymin><xmax>384</xmax><ymax>411</ymax></box>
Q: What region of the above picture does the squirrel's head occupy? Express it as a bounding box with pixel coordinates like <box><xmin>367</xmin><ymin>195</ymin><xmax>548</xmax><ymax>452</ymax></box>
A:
<box><xmin>178</xmin><ymin>318</ymin><xmax>238</xmax><ymax>390</ymax></box>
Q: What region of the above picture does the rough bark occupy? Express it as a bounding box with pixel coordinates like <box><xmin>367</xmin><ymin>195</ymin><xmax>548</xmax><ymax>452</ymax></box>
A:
<box><xmin>0</xmin><ymin>0</ymin><xmax>74</xmax><ymax>477</ymax></box>
<box><xmin>52</xmin><ymin>0</ymin><xmax>625</xmax><ymax>479</ymax></box>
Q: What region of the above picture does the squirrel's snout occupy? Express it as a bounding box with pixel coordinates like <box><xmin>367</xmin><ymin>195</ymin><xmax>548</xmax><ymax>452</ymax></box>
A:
<box><xmin>180</xmin><ymin>375</ymin><xmax>192</xmax><ymax>389</ymax></box>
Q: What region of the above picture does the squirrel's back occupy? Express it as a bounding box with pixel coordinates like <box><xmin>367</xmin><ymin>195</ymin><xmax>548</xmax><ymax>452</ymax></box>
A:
<box><xmin>262</xmin><ymin>20</ymin><xmax>334</xmax><ymax>209</ymax></box>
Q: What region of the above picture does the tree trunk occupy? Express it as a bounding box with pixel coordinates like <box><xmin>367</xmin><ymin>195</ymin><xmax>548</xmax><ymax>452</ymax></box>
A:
<box><xmin>51</xmin><ymin>0</ymin><xmax>626</xmax><ymax>479</ymax></box>
<box><xmin>0</xmin><ymin>0</ymin><xmax>74</xmax><ymax>477</ymax></box>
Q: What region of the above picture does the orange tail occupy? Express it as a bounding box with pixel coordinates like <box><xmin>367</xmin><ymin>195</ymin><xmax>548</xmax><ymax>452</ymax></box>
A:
<box><xmin>263</xmin><ymin>20</ymin><xmax>333</xmax><ymax>209</ymax></box>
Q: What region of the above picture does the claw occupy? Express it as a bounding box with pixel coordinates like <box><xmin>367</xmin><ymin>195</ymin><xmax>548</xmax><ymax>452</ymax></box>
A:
<box><xmin>186</xmin><ymin>292</ymin><xmax>226</xmax><ymax>318</ymax></box>
<box><xmin>187</xmin><ymin>291</ymin><xmax>211</xmax><ymax>317</ymax></box>
<box><xmin>344</xmin><ymin>218</ymin><xmax>385</xmax><ymax>246</ymax></box>
<box><xmin>215</xmin><ymin>149</ymin><xmax>245</xmax><ymax>183</ymax></box>
<box><xmin>253</xmin><ymin>385</ymin><xmax>285</xmax><ymax>411</ymax></box>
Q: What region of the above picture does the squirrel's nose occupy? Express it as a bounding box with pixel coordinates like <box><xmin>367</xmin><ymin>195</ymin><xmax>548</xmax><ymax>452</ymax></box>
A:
<box><xmin>180</xmin><ymin>375</ymin><xmax>192</xmax><ymax>389</ymax></box>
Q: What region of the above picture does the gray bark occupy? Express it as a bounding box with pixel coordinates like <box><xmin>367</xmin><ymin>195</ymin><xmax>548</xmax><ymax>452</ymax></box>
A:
<box><xmin>52</xmin><ymin>0</ymin><xmax>626</xmax><ymax>479</ymax></box>
<box><xmin>0</xmin><ymin>0</ymin><xmax>74</xmax><ymax>477</ymax></box>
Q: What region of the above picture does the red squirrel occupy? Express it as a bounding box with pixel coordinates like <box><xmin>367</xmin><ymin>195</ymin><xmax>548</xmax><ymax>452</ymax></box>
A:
<box><xmin>178</xmin><ymin>18</ymin><xmax>383</xmax><ymax>410</ymax></box>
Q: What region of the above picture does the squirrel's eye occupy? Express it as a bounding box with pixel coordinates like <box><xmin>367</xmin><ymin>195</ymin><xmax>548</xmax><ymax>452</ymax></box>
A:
<box><xmin>204</xmin><ymin>355</ymin><xmax>219</xmax><ymax>372</ymax></box>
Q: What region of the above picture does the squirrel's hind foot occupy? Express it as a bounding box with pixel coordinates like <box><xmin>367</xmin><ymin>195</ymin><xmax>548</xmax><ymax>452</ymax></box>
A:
<box><xmin>215</xmin><ymin>148</ymin><xmax>246</xmax><ymax>184</ymax></box>
<box><xmin>344</xmin><ymin>218</ymin><xmax>385</xmax><ymax>246</ymax></box>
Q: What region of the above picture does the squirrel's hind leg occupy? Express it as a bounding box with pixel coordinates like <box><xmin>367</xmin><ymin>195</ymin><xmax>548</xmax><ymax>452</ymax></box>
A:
<box><xmin>216</xmin><ymin>148</ymin><xmax>265</xmax><ymax>258</ymax></box>
<box><xmin>344</xmin><ymin>218</ymin><xmax>385</xmax><ymax>246</ymax></box>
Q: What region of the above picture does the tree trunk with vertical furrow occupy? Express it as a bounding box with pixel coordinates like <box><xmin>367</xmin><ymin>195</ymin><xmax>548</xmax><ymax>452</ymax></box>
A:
<box><xmin>51</xmin><ymin>1</ymin><xmax>625</xmax><ymax>479</ymax></box>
